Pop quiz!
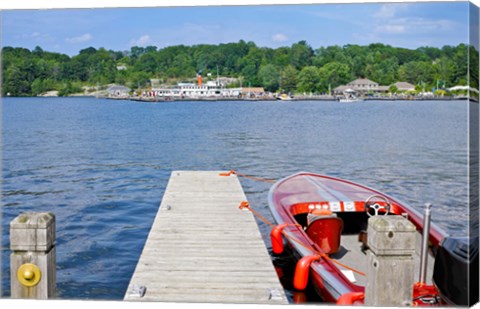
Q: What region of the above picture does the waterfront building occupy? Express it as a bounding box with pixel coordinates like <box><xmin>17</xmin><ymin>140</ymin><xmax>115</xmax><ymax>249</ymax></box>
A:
<box><xmin>242</xmin><ymin>87</ymin><xmax>266</xmax><ymax>98</ymax></box>
<box><xmin>392</xmin><ymin>82</ymin><xmax>415</xmax><ymax>92</ymax></box>
<box><xmin>107</xmin><ymin>85</ymin><xmax>130</xmax><ymax>97</ymax></box>
<box><xmin>334</xmin><ymin>78</ymin><xmax>389</xmax><ymax>96</ymax></box>
<box><xmin>347</xmin><ymin>78</ymin><xmax>379</xmax><ymax>91</ymax></box>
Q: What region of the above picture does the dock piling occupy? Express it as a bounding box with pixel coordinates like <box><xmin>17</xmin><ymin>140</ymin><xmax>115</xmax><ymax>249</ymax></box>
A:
<box><xmin>365</xmin><ymin>215</ymin><xmax>416</xmax><ymax>306</ymax></box>
<box><xmin>10</xmin><ymin>212</ymin><xmax>56</xmax><ymax>299</ymax></box>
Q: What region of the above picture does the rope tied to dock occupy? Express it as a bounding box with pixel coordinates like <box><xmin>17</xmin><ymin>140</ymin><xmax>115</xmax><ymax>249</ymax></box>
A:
<box><xmin>219</xmin><ymin>170</ymin><xmax>276</xmax><ymax>183</ymax></box>
<box><xmin>239</xmin><ymin>201</ymin><xmax>300</xmax><ymax>230</ymax></box>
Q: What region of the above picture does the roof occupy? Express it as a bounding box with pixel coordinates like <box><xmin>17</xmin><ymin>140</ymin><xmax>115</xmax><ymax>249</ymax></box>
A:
<box><xmin>107</xmin><ymin>85</ymin><xmax>130</xmax><ymax>91</ymax></box>
<box><xmin>242</xmin><ymin>87</ymin><xmax>265</xmax><ymax>94</ymax></box>
<box><xmin>347</xmin><ymin>78</ymin><xmax>378</xmax><ymax>85</ymax></box>
<box><xmin>393</xmin><ymin>82</ymin><xmax>415</xmax><ymax>90</ymax></box>
<box><xmin>333</xmin><ymin>85</ymin><xmax>351</xmax><ymax>92</ymax></box>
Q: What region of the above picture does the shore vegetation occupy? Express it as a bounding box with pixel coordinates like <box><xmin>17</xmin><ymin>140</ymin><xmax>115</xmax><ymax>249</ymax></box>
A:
<box><xmin>1</xmin><ymin>41</ymin><xmax>478</xmax><ymax>97</ymax></box>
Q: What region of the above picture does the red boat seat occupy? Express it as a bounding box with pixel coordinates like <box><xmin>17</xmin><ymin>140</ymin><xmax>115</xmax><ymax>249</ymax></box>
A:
<box><xmin>306</xmin><ymin>215</ymin><xmax>343</xmax><ymax>254</ymax></box>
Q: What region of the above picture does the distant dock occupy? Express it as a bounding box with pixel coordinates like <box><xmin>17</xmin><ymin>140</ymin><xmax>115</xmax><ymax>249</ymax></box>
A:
<box><xmin>124</xmin><ymin>171</ymin><xmax>288</xmax><ymax>304</ymax></box>
<box><xmin>105</xmin><ymin>94</ymin><xmax>469</xmax><ymax>103</ymax></box>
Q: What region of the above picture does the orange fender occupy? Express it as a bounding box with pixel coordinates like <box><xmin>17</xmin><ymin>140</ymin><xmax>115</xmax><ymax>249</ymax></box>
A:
<box><xmin>270</xmin><ymin>223</ymin><xmax>289</xmax><ymax>254</ymax></box>
<box><xmin>293</xmin><ymin>255</ymin><xmax>321</xmax><ymax>290</ymax></box>
<box><xmin>336</xmin><ymin>292</ymin><xmax>365</xmax><ymax>305</ymax></box>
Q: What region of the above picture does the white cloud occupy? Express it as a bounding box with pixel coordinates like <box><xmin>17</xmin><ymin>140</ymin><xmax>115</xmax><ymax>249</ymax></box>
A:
<box><xmin>369</xmin><ymin>4</ymin><xmax>457</xmax><ymax>39</ymax></box>
<box><xmin>130</xmin><ymin>34</ymin><xmax>152</xmax><ymax>46</ymax></box>
<box><xmin>375</xmin><ymin>18</ymin><xmax>455</xmax><ymax>35</ymax></box>
<box><xmin>272</xmin><ymin>33</ymin><xmax>288</xmax><ymax>42</ymax></box>
<box><xmin>17</xmin><ymin>32</ymin><xmax>47</xmax><ymax>39</ymax></box>
<box><xmin>406</xmin><ymin>18</ymin><xmax>455</xmax><ymax>32</ymax></box>
<box><xmin>373</xmin><ymin>4</ymin><xmax>410</xmax><ymax>19</ymax></box>
<box><xmin>65</xmin><ymin>33</ymin><xmax>92</xmax><ymax>44</ymax></box>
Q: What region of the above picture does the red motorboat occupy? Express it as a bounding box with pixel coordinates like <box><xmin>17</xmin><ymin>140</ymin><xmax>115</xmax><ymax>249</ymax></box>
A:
<box><xmin>268</xmin><ymin>172</ymin><xmax>478</xmax><ymax>306</ymax></box>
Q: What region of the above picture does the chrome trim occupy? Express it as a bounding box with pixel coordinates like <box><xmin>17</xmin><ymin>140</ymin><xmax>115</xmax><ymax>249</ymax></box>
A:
<box><xmin>419</xmin><ymin>203</ymin><xmax>433</xmax><ymax>283</ymax></box>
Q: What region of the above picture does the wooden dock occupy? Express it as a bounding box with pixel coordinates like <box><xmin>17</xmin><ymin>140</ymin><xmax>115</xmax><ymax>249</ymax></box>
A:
<box><xmin>124</xmin><ymin>171</ymin><xmax>288</xmax><ymax>304</ymax></box>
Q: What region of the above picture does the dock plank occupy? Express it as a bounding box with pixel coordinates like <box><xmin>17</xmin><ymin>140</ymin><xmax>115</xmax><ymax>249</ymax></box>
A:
<box><xmin>124</xmin><ymin>171</ymin><xmax>287</xmax><ymax>304</ymax></box>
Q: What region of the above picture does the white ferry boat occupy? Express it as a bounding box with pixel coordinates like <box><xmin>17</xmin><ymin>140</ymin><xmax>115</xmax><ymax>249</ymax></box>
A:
<box><xmin>151</xmin><ymin>74</ymin><xmax>242</xmax><ymax>99</ymax></box>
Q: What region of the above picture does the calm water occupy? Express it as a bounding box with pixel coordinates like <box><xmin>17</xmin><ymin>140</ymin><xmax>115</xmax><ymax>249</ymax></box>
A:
<box><xmin>1</xmin><ymin>97</ymin><xmax>469</xmax><ymax>301</ymax></box>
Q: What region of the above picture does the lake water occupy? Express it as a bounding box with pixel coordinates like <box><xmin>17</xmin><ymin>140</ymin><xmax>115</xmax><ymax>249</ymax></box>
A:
<box><xmin>1</xmin><ymin>97</ymin><xmax>470</xmax><ymax>301</ymax></box>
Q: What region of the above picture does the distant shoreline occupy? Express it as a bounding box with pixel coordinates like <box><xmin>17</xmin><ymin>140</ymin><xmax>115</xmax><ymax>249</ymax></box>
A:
<box><xmin>2</xmin><ymin>95</ymin><xmax>474</xmax><ymax>102</ymax></box>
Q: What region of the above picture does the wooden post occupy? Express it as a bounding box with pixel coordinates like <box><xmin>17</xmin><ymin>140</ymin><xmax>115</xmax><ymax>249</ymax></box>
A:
<box><xmin>365</xmin><ymin>215</ymin><xmax>416</xmax><ymax>306</ymax></box>
<box><xmin>10</xmin><ymin>212</ymin><xmax>56</xmax><ymax>299</ymax></box>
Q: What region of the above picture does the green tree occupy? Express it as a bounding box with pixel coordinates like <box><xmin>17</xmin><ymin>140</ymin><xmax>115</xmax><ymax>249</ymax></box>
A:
<box><xmin>469</xmin><ymin>45</ymin><xmax>479</xmax><ymax>91</ymax></box>
<box><xmin>314</xmin><ymin>45</ymin><xmax>350</xmax><ymax>67</ymax></box>
<box><xmin>130</xmin><ymin>46</ymin><xmax>145</xmax><ymax>61</ymax></box>
<box><xmin>32</xmin><ymin>46</ymin><xmax>44</xmax><ymax>56</ymax></box>
<box><xmin>452</xmin><ymin>44</ymin><xmax>468</xmax><ymax>85</ymax></box>
<box><xmin>1</xmin><ymin>42</ymin><xmax>473</xmax><ymax>97</ymax></box>
<box><xmin>389</xmin><ymin>84</ymin><xmax>398</xmax><ymax>94</ymax></box>
<box><xmin>297</xmin><ymin>66</ymin><xmax>321</xmax><ymax>93</ymax></box>
<box><xmin>134</xmin><ymin>53</ymin><xmax>159</xmax><ymax>74</ymax></box>
<box><xmin>279</xmin><ymin>65</ymin><xmax>298</xmax><ymax>93</ymax></box>
<box><xmin>290</xmin><ymin>41</ymin><xmax>314</xmax><ymax>69</ymax></box>
<box><xmin>272</xmin><ymin>47</ymin><xmax>290</xmax><ymax>67</ymax></box>
<box><xmin>318</xmin><ymin>62</ymin><xmax>350</xmax><ymax>92</ymax></box>
<box><xmin>241</xmin><ymin>64</ymin><xmax>259</xmax><ymax>86</ymax></box>
<box><xmin>370</xmin><ymin>57</ymin><xmax>399</xmax><ymax>85</ymax></box>
<box><xmin>58</xmin><ymin>81</ymin><xmax>82</xmax><ymax>96</ymax></box>
<box><xmin>434</xmin><ymin>56</ymin><xmax>455</xmax><ymax>87</ymax></box>
<box><xmin>129</xmin><ymin>71</ymin><xmax>151</xmax><ymax>90</ymax></box>
<box><xmin>3</xmin><ymin>65</ymin><xmax>31</xmax><ymax>96</ymax></box>
<box><xmin>398</xmin><ymin>61</ymin><xmax>435</xmax><ymax>86</ymax></box>
<box><xmin>258</xmin><ymin>64</ymin><xmax>280</xmax><ymax>92</ymax></box>
<box><xmin>35</xmin><ymin>78</ymin><xmax>58</xmax><ymax>95</ymax></box>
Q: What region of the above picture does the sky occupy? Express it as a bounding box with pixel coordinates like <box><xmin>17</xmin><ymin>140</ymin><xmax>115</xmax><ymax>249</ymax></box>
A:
<box><xmin>0</xmin><ymin>1</ymin><xmax>471</xmax><ymax>56</ymax></box>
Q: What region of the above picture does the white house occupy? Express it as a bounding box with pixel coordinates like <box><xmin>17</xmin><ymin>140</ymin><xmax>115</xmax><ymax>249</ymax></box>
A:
<box><xmin>334</xmin><ymin>78</ymin><xmax>388</xmax><ymax>95</ymax></box>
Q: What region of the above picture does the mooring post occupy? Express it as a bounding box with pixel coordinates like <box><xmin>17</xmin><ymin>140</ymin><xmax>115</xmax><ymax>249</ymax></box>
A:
<box><xmin>365</xmin><ymin>215</ymin><xmax>416</xmax><ymax>306</ymax></box>
<box><xmin>419</xmin><ymin>203</ymin><xmax>432</xmax><ymax>284</ymax></box>
<box><xmin>10</xmin><ymin>212</ymin><xmax>56</xmax><ymax>299</ymax></box>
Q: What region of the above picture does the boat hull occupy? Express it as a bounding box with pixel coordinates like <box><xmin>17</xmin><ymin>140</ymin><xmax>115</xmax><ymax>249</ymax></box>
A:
<box><xmin>268</xmin><ymin>172</ymin><xmax>447</xmax><ymax>303</ymax></box>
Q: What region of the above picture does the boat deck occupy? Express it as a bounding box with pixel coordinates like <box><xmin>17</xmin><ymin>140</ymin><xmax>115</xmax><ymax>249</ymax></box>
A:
<box><xmin>124</xmin><ymin>171</ymin><xmax>287</xmax><ymax>304</ymax></box>
<box><xmin>332</xmin><ymin>233</ymin><xmax>435</xmax><ymax>286</ymax></box>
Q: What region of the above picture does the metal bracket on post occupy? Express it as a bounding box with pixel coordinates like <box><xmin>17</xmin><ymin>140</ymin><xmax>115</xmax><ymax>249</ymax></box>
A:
<box><xmin>10</xmin><ymin>212</ymin><xmax>56</xmax><ymax>299</ymax></box>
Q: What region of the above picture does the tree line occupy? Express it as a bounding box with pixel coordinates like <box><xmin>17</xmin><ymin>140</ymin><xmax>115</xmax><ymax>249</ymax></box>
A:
<box><xmin>2</xmin><ymin>41</ymin><xmax>478</xmax><ymax>96</ymax></box>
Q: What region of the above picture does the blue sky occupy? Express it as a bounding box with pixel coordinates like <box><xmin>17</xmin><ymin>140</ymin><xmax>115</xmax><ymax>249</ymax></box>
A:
<box><xmin>1</xmin><ymin>2</ymin><xmax>470</xmax><ymax>55</ymax></box>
